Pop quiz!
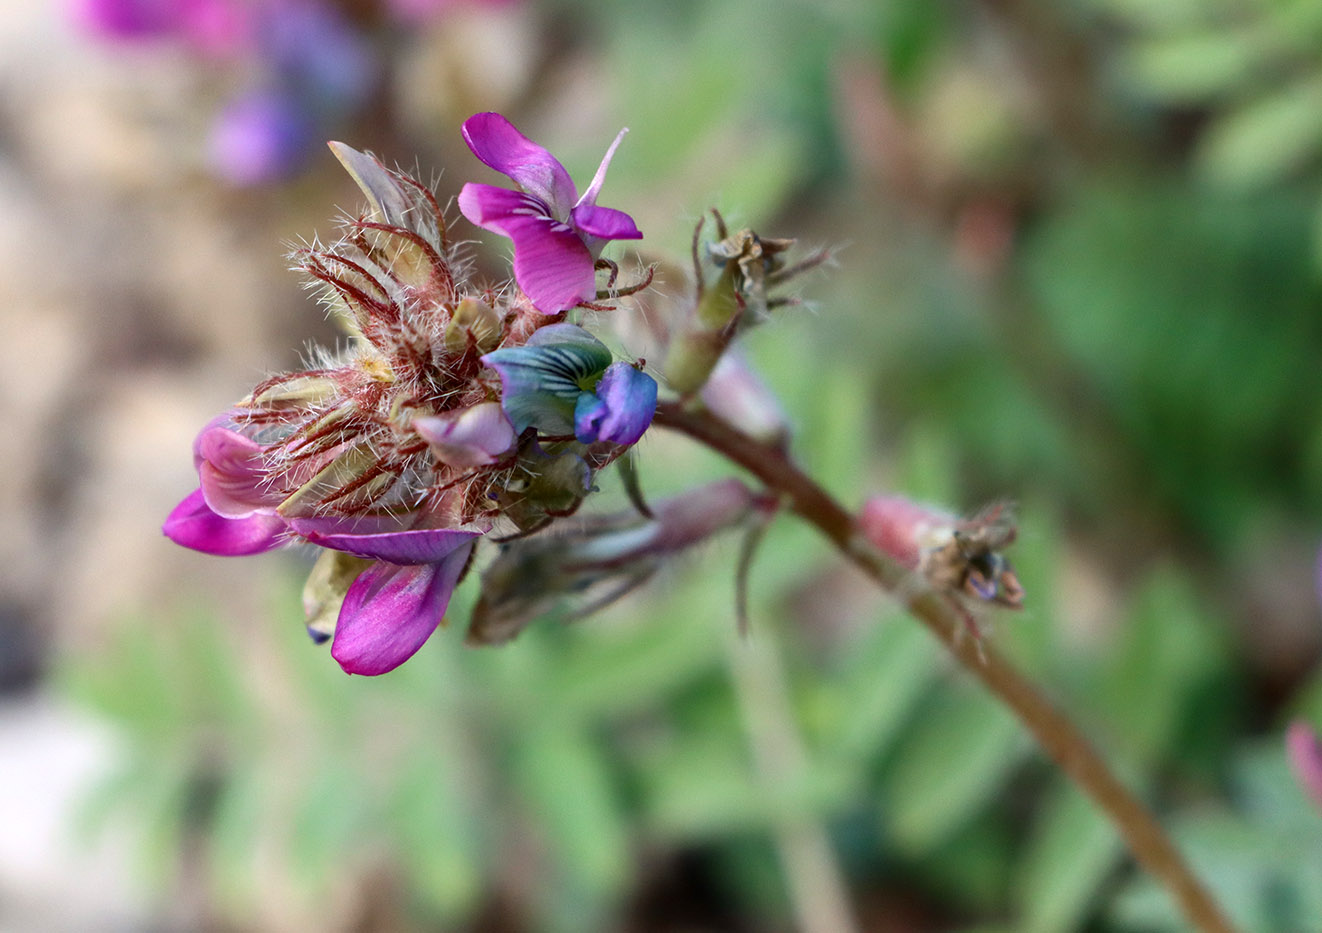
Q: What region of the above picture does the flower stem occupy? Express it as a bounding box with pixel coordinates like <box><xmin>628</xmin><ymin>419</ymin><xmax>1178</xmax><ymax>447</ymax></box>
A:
<box><xmin>653</xmin><ymin>400</ymin><xmax>1236</xmax><ymax>933</ymax></box>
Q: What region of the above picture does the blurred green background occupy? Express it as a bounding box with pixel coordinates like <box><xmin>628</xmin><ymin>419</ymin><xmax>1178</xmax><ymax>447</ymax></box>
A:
<box><xmin>4</xmin><ymin>0</ymin><xmax>1322</xmax><ymax>929</ymax></box>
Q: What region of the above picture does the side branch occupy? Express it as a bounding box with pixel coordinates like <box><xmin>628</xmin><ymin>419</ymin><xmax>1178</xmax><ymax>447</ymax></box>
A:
<box><xmin>652</xmin><ymin>400</ymin><xmax>1234</xmax><ymax>933</ymax></box>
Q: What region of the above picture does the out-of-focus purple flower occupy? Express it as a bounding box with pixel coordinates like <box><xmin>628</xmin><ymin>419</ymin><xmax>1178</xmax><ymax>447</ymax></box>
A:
<box><xmin>73</xmin><ymin>0</ymin><xmax>249</xmax><ymax>54</ymax></box>
<box><xmin>208</xmin><ymin>91</ymin><xmax>313</xmax><ymax>185</ymax></box>
<box><xmin>470</xmin><ymin>479</ymin><xmax>768</xmax><ymax>644</ymax></box>
<box><xmin>700</xmin><ymin>350</ymin><xmax>788</xmax><ymax>444</ymax></box>
<box><xmin>1287</xmin><ymin>720</ymin><xmax>1322</xmax><ymax>813</ymax></box>
<box><xmin>458</xmin><ymin>112</ymin><xmax>642</xmax><ymax>313</ymax></box>
<box><xmin>259</xmin><ymin>0</ymin><xmax>376</xmax><ymax>113</ymax></box>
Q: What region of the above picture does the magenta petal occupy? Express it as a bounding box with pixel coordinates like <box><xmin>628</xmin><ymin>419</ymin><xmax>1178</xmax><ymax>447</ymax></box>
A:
<box><xmin>459</xmin><ymin>183</ymin><xmax>596</xmax><ymax>312</ymax></box>
<box><xmin>461</xmin><ymin>112</ymin><xmax>577</xmax><ymax>215</ymax></box>
<box><xmin>331</xmin><ymin>542</ymin><xmax>474</xmax><ymax>675</ymax></box>
<box><xmin>285</xmin><ymin>512</ymin><xmax>415</xmax><ymax>538</ymax></box>
<box><xmin>302</xmin><ymin>526</ymin><xmax>483</xmax><ymax>564</ymax></box>
<box><xmin>414</xmin><ymin>402</ymin><xmax>516</xmax><ymax>467</ymax></box>
<box><xmin>570</xmin><ymin>203</ymin><xmax>642</xmax><ymax>242</ymax></box>
<box><xmin>163</xmin><ymin>488</ymin><xmax>285</xmax><ymax>556</ymax></box>
<box><xmin>194</xmin><ymin>422</ymin><xmax>278</xmax><ymax>517</ymax></box>
<box><xmin>1288</xmin><ymin>720</ymin><xmax>1322</xmax><ymax>812</ymax></box>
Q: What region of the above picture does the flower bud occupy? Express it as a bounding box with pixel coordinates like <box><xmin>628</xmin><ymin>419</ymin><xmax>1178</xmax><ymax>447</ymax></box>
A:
<box><xmin>699</xmin><ymin>350</ymin><xmax>788</xmax><ymax>444</ymax></box>
<box><xmin>663</xmin><ymin>261</ymin><xmax>738</xmax><ymax>395</ymax></box>
<box><xmin>444</xmin><ymin>297</ymin><xmax>503</xmax><ymax>355</ymax></box>
<box><xmin>302</xmin><ymin>548</ymin><xmax>373</xmax><ymax>644</ymax></box>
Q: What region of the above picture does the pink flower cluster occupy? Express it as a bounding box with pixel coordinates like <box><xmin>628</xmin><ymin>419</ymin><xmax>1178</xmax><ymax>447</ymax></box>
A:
<box><xmin>165</xmin><ymin>117</ymin><xmax>653</xmax><ymax>674</ymax></box>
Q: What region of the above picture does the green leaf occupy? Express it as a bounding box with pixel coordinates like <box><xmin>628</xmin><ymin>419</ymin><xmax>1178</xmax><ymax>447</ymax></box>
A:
<box><xmin>1126</xmin><ymin>31</ymin><xmax>1261</xmax><ymax>102</ymax></box>
<box><xmin>513</xmin><ymin>724</ymin><xmax>630</xmax><ymax>900</ymax></box>
<box><xmin>1092</xmin><ymin>567</ymin><xmax>1229</xmax><ymax>768</ymax></box>
<box><xmin>388</xmin><ymin>748</ymin><xmax>485</xmax><ymax>920</ymax></box>
<box><xmin>1014</xmin><ymin>778</ymin><xmax>1122</xmax><ymax>932</ymax></box>
<box><xmin>819</xmin><ymin>614</ymin><xmax>941</xmax><ymax>768</ymax></box>
<box><xmin>1199</xmin><ymin>79</ymin><xmax>1322</xmax><ymax>188</ymax></box>
<box><xmin>880</xmin><ymin>688</ymin><xmax>1029</xmax><ymax>852</ymax></box>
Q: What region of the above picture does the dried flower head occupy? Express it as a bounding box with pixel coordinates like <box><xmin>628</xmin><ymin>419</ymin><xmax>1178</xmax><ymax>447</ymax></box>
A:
<box><xmin>859</xmin><ymin>496</ymin><xmax>1024</xmax><ymax>642</ymax></box>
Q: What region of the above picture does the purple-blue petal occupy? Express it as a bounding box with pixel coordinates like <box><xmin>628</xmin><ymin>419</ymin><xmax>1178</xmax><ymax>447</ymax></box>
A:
<box><xmin>570</xmin><ymin>203</ymin><xmax>642</xmax><ymax>242</ymax></box>
<box><xmin>461</xmin><ymin>112</ymin><xmax>577</xmax><ymax>216</ymax></box>
<box><xmin>458</xmin><ymin>183</ymin><xmax>596</xmax><ymax>312</ymax></box>
<box><xmin>301</xmin><ymin>526</ymin><xmax>484</xmax><ymax>564</ymax></box>
<box><xmin>163</xmin><ymin>488</ymin><xmax>286</xmax><ymax>556</ymax></box>
<box><xmin>331</xmin><ymin>541</ymin><xmax>474</xmax><ymax>675</ymax></box>
<box><xmin>573</xmin><ymin>362</ymin><xmax>657</xmax><ymax>446</ymax></box>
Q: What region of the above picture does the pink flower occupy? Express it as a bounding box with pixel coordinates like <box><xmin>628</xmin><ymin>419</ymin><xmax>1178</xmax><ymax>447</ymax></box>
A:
<box><xmin>164</xmin><ymin>415</ymin><xmax>487</xmax><ymax>675</ymax></box>
<box><xmin>1287</xmin><ymin>720</ymin><xmax>1322</xmax><ymax>814</ymax></box>
<box><xmin>458</xmin><ymin>112</ymin><xmax>642</xmax><ymax>313</ymax></box>
<box><xmin>165</xmin><ymin>138</ymin><xmax>654</xmax><ymax>675</ymax></box>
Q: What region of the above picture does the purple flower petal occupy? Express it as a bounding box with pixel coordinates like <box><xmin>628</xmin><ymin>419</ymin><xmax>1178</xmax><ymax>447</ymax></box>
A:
<box><xmin>194</xmin><ymin>421</ymin><xmax>281</xmax><ymax>517</ymax></box>
<box><xmin>570</xmin><ymin>203</ymin><xmax>642</xmax><ymax>243</ymax></box>
<box><xmin>163</xmin><ymin>488</ymin><xmax>286</xmax><ymax>556</ymax></box>
<box><xmin>459</xmin><ymin>183</ymin><xmax>596</xmax><ymax>312</ymax></box>
<box><xmin>573</xmin><ymin>362</ymin><xmax>657</xmax><ymax>445</ymax></box>
<box><xmin>413</xmin><ymin>401</ymin><xmax>516</xmax><ymax>468</ymax></box>
<box><xmin>574</xmin><ymin>127</ymin><xmax>627</xmax><ymax>210</ymax></box>
<box><xmin>461</xmin><ymin>112</ymin><xmax>577</xmax><ymax>216</ymax></box>
<box><xmin>302</xmin><ymin>526</ymin><xmax>484</xmax><ymax>565</ymax></box>
<box><xmin>1287</xmin><ymin>720</ymin><xmax>1322</xmax><ymax>813</ymax></box>
<box><xmin>74</xmin><ymin>0</ymin><xmax>176</xmax><ymax>39</ymax></box>
<box><xmin>285</xmin><ymin>512</ymin><xmax>415</xmax><ymax>538</ymax></box>
<box><xmin>331</xmin><ymin>541</ymin><xmax>474</xmax><ymax>675</ymax></box>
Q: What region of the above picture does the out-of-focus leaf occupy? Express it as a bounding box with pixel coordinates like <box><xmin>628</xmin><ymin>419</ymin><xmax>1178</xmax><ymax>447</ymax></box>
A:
<box><xmin>818</xmin><ymin>613</ymin><xmax>941</xmax><ymax>767</ymax></box>
<box><xmin>513</xmin><ymin>723</ymin><xmax>630</xmax><ymax>900</ymax></box>
<box><xmin>1111</xmin><ymin>744</ymin><xmax>1322</xmax><ymax>932</ymax></box>
<box><xmin>388</xmin><ymin>747</ymin><xmax>485</xmax><ymax>920</ymax></box>
<box><xmin>1013</xmin><ymin>778</ymin><xmax>1121</xmax><ymax>932</ymax></box>
<box><xmin>1198</xmin><ymin>79</ymin><xmax>1322</xmax><ymax>188</ymax></box>
<box><xmin>287</xmin><ymin>762</ymin><xmax>369</xmax><ymax>890</ymax></box>
<box><xmin>1126</xmin><ymin>31</ymin><xmax>1261</xmax><ymax>102</ymax></box>
<box><xmin>880</xmin><ymin>688</ymin><xmax>1029</xmax><ymax>852</ymax></box>
<box><xmin>207</xmin><ymin>766</ymin><xmax>266</xmax><ymax>910</ymax></box>
<box><xmin>1091</xmin><ymin>567</ymin><xmax>1228</xmax><ymax>768</ymax></box>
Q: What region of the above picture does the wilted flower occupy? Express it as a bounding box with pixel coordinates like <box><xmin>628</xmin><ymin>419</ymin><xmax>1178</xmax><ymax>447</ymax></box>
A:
<box><xmin>165</xmin><ymin>130</ymin><xmax>654</xmax><ymax>674</ymax></box>
<box><xmin>664</xmin><ymin>211</ymin><xmax>827</xmax><ymax>396</ymax></box>
<box><xmin>458</xmin><ymin>112</ymin><xmax>643</xmax><ymax>313</ymax></box>
<box><xmin>470</xmin><ymin>479</ymin><xmax>767</xmax><ymax>644</ymax></box>
<box><xmin>859</xmin><ymin>496</ymin><xmax>1024</xmax><ymax>610</ymax></box>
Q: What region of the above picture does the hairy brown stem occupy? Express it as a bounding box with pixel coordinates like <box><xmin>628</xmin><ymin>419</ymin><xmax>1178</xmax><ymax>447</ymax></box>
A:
<box><xmin>653</xmin><ymin>400</ymin><xmax>1235</xmax><ymax>933</ymax></box>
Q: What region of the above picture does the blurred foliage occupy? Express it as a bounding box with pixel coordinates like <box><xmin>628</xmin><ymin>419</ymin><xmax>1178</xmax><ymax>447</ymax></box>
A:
<box><xmin>53</xmin><ymin>0</ymin><xmax>1322</xmax><ymax>928</ymax></box>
